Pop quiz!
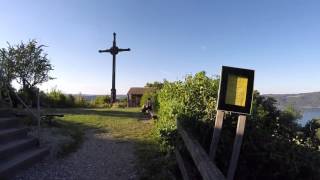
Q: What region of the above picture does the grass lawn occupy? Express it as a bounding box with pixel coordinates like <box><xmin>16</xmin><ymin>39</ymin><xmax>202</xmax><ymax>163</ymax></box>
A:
<box><xmin>43</xmin><ymin>107</ymin><xmax>173</xmax><ymax>180</ymax></box>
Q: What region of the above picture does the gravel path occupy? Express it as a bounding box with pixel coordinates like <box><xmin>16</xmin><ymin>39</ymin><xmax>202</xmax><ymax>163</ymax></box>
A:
<box><xmin>13</xmin><ymin>130</ymin><xmax>137</xmax><ymax>180</ymax></box>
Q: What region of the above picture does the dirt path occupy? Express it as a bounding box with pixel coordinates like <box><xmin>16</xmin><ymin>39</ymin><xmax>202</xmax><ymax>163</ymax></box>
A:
<box><xmin>14</xmin><ymin>130</ymin><xmax>137</xmax><ymax>180</ymax></box>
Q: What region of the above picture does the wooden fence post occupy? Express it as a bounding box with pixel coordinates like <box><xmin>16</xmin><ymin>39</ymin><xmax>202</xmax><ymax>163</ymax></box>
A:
<box><xmin>177</xmin><ymin>123</ymin><xmax>226</xmax><ymax>180</ymax></box>
<box><xmin>209</xmin><ymin>110</ymin><xmax>225</xmax><ymax>162</ymax></box>
<box><xmin>175</xmin><ymin>150</ymin><xmax>191</xmax><ymax>180</ymax></box>
<box><xmin>227</xmin><ymin>115</ymin><xmax>247</xmax><ymax>180</ymax></box>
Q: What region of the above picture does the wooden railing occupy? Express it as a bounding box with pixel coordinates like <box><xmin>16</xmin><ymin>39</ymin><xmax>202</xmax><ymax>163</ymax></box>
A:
<box><xmin>176</xmin><ymin>110</ymin><xmax>247</xmax><ymax>180</ymax></box>
<box><xmin>12</xmin><ymin>88</ymin><xmax>41</xmax><ymax>139</ymax></box>
<box><xmin>176</xmin><ymin>121</ymin><xmax>226</xmax><ymax>180</ymax></box>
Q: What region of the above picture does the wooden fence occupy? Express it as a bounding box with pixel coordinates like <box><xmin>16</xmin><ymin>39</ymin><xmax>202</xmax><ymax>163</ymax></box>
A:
<box><xmin>176</xmin><ymin>111</ymin><xmax>247</xmax><ymax>180</ymax></box>
<box><xmin>176</xmin><ymin>121</ymin><xmax>226</xmax><ymax>180</ymax></box>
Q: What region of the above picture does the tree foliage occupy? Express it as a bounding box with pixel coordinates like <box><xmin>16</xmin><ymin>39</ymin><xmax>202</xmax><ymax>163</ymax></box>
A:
<box><xmin>303</xmin><ymin>119</ymin><xmax>320</xmax><ymax>150</ymax></box>
<box><xmin>140</xmin><ymin>81</ymin><xmax>164</xmax><ymax>111</ymax></box>
<box><xmin>156</xmin><ymin>71</ymin><xmax>219</xmax><ymax>150</ymax></box>
<box><xmin>7</xmin><ymin>40</ymin><xmax>53</xmax><ymax>89</ymax></box>
<box><xmin>0</xmin><ymin>40</ymin><xmax>54</xmax><ymax>106</ymax></box>
<box><xmin>0</xmin><ymin>46</ymin><xmax>15</xmax><ymax>85</ymax></box>
<box><xmin>145</xmin><ymin>81</ymin><xmax>164</xmax><ymax>89</ymax></box>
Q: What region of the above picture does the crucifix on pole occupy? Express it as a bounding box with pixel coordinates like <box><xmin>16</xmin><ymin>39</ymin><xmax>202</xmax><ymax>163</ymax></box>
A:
<box><xmin>99</xmin><ymin>32</ymin><xmax>130</xmax><ymax>103</ymax></box>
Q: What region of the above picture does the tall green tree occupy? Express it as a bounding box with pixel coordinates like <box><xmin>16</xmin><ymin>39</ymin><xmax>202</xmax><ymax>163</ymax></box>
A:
<box><xmin>8</xmin><ymin>40</ymin><xmax>54</xmax><ymax>89</ymax></box>
<box><xmin>0</xmin><ymin>40</ymin><xmax>53</xmax><ymax>106</ymax></box>
<box><xmin>0</xmin><ymin>46</ymin><xmax>16</xmax><ymax>86</ymax></box>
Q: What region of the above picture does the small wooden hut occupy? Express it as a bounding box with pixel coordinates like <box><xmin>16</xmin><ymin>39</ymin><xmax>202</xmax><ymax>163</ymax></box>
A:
<box><xmin>127</xmin><ymin>87</ymin><xmax>153</xmax><ymax>107</ymax></box>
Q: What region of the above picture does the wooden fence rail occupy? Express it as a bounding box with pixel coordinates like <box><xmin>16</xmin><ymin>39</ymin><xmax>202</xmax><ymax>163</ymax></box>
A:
<box><xmin>176</xmin><ymin>122</ymin><xmax>226</xmax><ymax>180</ymax></box>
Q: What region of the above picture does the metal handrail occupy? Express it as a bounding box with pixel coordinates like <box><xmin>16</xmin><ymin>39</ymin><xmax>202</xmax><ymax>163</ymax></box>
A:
<box><xmin>1</xmin><ymin>68</ymin><xmax>41</xmax><ymax>139</ymax></box>
<box><xmin>12</xmin><ymin>88</ymin><xmax>41</xmax><ymax>139</ymax></box>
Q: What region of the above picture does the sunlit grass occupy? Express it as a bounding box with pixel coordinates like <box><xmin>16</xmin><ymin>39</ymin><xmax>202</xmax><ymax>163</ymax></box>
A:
<box><xmin>54</xmin><ymin>108</ymin><xmax>151</xmax><ymax>138</ymax></box>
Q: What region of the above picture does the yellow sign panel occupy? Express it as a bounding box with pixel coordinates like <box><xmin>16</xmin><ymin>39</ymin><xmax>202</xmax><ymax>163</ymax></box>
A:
<box><xmin>225</xmin><ymin>74</ymin><xmax>248</xmax><ymax>107</ymax></box>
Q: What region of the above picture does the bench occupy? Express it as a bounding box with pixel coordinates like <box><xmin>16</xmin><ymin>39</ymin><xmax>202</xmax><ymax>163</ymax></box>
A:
<box><xmin>41</xmin><ymin>114</ymin><xmax>64</xmax><ymax>125</ymax></box>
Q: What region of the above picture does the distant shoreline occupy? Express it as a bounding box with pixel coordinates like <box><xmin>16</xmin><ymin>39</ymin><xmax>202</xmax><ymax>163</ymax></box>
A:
<box><xmin>300</xmin><ymin>107</ymin><xmax>320</xmax><ymax>110</ymax></box>
<box><xmin>264</xmin><ymin>92</ymin><xmax>320</xmax><ymax>111</ymax></box>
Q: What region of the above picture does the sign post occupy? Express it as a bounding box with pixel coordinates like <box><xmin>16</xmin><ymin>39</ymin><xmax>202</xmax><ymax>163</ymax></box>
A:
<box><xmin>227</xmin><ymin>115</ymin><xmax>246</xmax><ymax>180</ymax></box>
<box><xmin>209</xmin><ymin>110</ymin><xmax>224</xmax><ymax>161</ymax></box>
<box><xmin>209</xmin><ymin>66</ymin><xmax>254</xmax><ymax>180</ymax></box>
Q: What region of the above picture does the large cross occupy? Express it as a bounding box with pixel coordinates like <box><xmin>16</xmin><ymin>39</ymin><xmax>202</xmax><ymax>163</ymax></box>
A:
<box><xmin>99</xmin><ymin>32</ymin><xmax>130</xmax><ymax>103</ymax></box>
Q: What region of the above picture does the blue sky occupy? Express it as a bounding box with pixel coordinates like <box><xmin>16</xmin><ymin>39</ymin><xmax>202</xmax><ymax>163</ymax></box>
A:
<box><xmin>1</xmin><ymin>0</ymin><xmax>319</xmax><ymax>94</ymax></box>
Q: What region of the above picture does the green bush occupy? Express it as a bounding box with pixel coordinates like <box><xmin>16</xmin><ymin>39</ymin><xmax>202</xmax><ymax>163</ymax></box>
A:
<box><xmin>303</xmin><ymin>119</ymin><xmax>320</xmax><ymax>150</ymax></box>
<box><xmin>39</xmin><ymin>88</ymin><xmax>77</xmax><ymax>108</ymax></box>
<box><xmin>16</xmin><ymin>87</ymin><xmax>39</xmax><ymax>107</ymax></box>
<box><xmin>112</xmin><ymin>101</ymin><xmax>127</xmax><ymax>108</ymax></box>
<box><xmin>74</xmin><ymin>94</ymin><xmax>88</xmax><ymax>107</ymax></box>
<box><xmin>42</xmin><ymin>89</ymin><xmax>89</xmax><ymax>108</ymax></box>
<box><xmin>90</xmin><ymin>95</ymin><xmax>111</xmax><ymax>108</ymax></box>
<box><xmin>140</xmin><ymin>90</ymin><xmax>159</xmax><ymax>111</ymax></box>
<box><xmin>47</xmin><ymin>89</ymin><xmax>67</xmax><ymax>107</ymax></box>
<box><xmin>65</xmin><ymin>94</ymin><xmax>76</xmax><ymax>107</ymax></box>
<box><xmin>155</xmin><ymin>71</ymin><xmax>320</xmax><ymax>179</ymax></box>
<box><xmin>156</xmin><ymin>71</ymin><xmax>218</xmax><ymax>150</ymax></box>
<box><xmin>140</xmin><ymin>81</ymin><xmax>164</xmax><ymax>111</ymax></box>
<box><xmin>14</xmin><ymin>88</ymin><xmax>73</xmax><ymax>108</ymax></box>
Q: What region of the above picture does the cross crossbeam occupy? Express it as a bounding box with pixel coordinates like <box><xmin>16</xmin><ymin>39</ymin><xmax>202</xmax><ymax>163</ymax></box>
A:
<box><xmin>99</xmin><ymin>32</ymin><xmax>130</xmax><ymax>103</ymax></box>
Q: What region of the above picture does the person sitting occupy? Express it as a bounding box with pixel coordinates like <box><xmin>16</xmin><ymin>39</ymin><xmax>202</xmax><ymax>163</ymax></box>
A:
<box><xmin>146</xmin><ymin>98</ymin><xmax>152</xmax><ymax>111</ymax></box>
<box><xmin>141</xmin><ymin>105</ymin><xmax>148</xmax><ymax>113</ymax></box>
<box><xmin>141</xmin><ymin>98</ymin><xmax>153</xmax><ymax>119</ymax></box>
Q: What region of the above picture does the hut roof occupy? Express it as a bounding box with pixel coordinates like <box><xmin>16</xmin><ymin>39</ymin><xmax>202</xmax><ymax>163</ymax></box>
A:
<box><xmin>127</xmin><ymin>87</ymin><xmax>154</xmax><ymax>95</ymax></box>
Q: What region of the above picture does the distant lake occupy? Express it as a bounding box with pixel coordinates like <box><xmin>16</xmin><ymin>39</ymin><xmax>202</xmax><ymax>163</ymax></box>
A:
<box><xmin>299</xmin><ymin>108</ymin><xmax>320</xmax><ymax>126</ymax></box>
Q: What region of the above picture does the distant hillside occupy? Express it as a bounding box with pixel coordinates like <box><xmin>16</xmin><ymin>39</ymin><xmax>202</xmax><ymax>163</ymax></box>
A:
<box><xmin>76</xmin><ymin>94</ymin><xmax>127</xmax><ymax>101</ymax></box>
<box><xmin>264</xmin><ymin>92</ymin><xmax>320</xmax><ymax>109</ymax></box>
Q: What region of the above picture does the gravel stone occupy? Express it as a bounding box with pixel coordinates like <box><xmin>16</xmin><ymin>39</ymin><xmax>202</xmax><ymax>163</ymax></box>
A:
<box><xmin>13</xmin><ymin>130</ymin><xmax>137</xmax><ymax>180</ymax></box>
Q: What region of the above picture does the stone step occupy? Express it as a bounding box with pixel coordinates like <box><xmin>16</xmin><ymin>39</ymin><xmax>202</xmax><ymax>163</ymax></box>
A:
<box><xmin>0</xmin><ymin>98</ymin><xmax>12</xmax><ymax>108</ymax></box>
<box><xmin>0</xmin><ymin>117</ymin><xmax>21</xmax><ymax>130</ymax></box>
<box><xmin>0</xmin><ymin>147</ymin><xmax>49</xmax><ymax>178</ymax></box>
<box><xmin>0</xmin><ymin>138</ymin><xmax>38</xmax><ymax>161</ymax></box>
<box><xmin>0</xmin><ymin>109</ymin><xmax>15</xmax><ymax>117</ymax></box>
<box><xmin>0</xmin><ymin>128</ymin><xmax>29</xmax><ymax>144</ymax></box>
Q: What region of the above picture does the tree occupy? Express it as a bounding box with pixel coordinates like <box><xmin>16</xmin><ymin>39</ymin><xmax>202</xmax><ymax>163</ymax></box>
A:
<box><xmin>8</xmin><ymin>40</ymin><xmax>53</xmax><ymax>89</ymax></box>
<box><xmin>0</xmin><ymin>40</ymin><xmax>54</xmax><ymax>106</ymax></box>
<box><xmin>0</xmin><ymin>46</ymin><xmax>16</xmax><ymax>86</ymax></box>
<box><xmin>145</xmin><ymin>81</ymin><xmax>164</xmax><ymax>89</ymax></box>
<box><xmin>303</xmin><ymin>119</ymin><xmax>320</xmax><ymax>150</ymax></box>
<box><xmin>0</xmin><ymin>46</ymin><xmax>17</xmax><ymax>107</ymax></box>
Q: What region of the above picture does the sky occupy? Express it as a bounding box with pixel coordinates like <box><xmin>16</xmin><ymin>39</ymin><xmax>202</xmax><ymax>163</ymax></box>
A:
<box><xmin>0</xmin><ymin>0</ymin><xmax>320</xmax><ymax>95</ymax></box>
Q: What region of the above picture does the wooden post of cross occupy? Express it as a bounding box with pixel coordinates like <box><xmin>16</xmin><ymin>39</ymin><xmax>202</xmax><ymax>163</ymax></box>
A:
<box><xmin>99</xmin><ymin>32</ymin><xmax>130</xmax><ymax>103</ymax></box>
